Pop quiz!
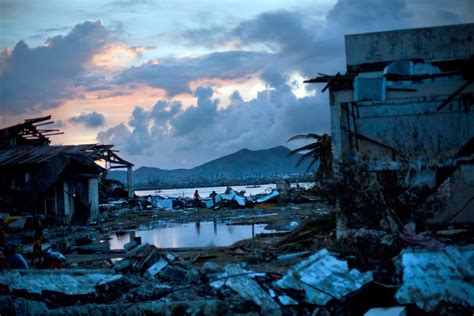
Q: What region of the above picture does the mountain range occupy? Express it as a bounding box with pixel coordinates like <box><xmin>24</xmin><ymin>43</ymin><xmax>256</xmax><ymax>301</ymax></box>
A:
<box><xmin>107</xmin><ymin>146</ymin><xmax>314</xmax><ymax>188</ymax></box>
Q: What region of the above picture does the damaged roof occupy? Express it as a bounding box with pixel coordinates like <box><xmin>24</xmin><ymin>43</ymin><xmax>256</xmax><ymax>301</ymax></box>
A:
<box><xmin>0</xmin><ymin>115</ymin><xmax>134</xmax><ymax>168</ymax></box>
<box><xmin>0</xmin><ymin>115</ymin><xmax>61</xmax><ymax>148</ymax></box>
<box><xmin>0</xmin><ymin>144</ymin><xmax>109</xmax><ymax>166</ymax></box>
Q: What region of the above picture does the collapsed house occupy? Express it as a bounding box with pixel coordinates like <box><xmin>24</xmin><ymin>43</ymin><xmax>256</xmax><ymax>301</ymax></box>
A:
<box><xmin>0</xmin><ymin>115</ymin><xmax>133</xmax><ymax>224</ymax></box>
<box><xmin>307</xmin><ymin>23</ymin><xmax>474</xmax><ymax>226</ymax></box>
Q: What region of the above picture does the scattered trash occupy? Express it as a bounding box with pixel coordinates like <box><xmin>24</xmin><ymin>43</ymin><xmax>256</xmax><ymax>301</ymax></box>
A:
<box><xmin>277</xmin><ymin>251</ymin><xmax>310</xmax><ymax>261</ymax></box>
<box><xmin>218</xmin><ymin>188</ymin><xmax>247</xmax><ymax>207</ymax></box>
<box><xmin>150</xmin><ymin>197</ymin><xmax>174</xmax><ymax>210</ymax></box>
<box><xmin>255</xmin><ymin>190</ymin><xmax>280</xmax><ymax>203</ymax></box>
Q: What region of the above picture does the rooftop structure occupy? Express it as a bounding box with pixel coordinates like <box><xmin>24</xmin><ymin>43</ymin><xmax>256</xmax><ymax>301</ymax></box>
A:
<box><xmin>0</xmin><ymin>115</ymin><xmax>134</xmax><ymax>224</ymax></box>
<box><xmin>307</xmin><ymin>23</ymin><xmax>474</xmax><ymax>226</ymax></box>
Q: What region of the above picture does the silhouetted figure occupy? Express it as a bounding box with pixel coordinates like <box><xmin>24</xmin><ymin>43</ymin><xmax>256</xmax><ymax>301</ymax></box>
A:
<box><xmin>31</xmin><ymin>227</ymin><xmax>44</xmax><ymax>266</ymax></box>
<box><xmin>210</xmin><ymin>191</ymin><xmax>217</xmax><ymax>206</ymax></box>
<box><xmin>194</xmin><ymin>190</ymin><xmax>201</xmax><ymax>207</ymax></box>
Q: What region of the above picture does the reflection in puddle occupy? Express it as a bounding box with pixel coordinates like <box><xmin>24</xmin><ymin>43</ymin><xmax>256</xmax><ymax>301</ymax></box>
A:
<box><xmin>109</xmin><ymin>222</ymin><xmax>273</xmax><ymax>249</ymax></box>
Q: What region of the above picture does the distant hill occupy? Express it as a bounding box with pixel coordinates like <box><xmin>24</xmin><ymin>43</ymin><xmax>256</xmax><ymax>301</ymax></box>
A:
<box><xmin>107</xmin><ymin>146</ymin><xmax>314</xmax><ymax>188</ymax></box>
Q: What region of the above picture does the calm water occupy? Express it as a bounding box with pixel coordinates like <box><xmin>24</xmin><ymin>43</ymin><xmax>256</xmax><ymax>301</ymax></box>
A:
<box><xmin>109</xmin><ymin>222</ymin><xmax>274</xmax><ymax>249</ymax></box>
<box><xmin>136</xmin><ymin>182</ymin><xmax>314</xmax><ymax>198</ymax></box>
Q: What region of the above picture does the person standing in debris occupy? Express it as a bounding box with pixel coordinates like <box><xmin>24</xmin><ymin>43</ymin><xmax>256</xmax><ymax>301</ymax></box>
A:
<box><xmin>210</xmin><ymin>191</ymin><xmax>217</xmax><ymax>206</ymax></box>
<box><xmin>194</xmin><ymin>190</ymin><xmax>201</xmax><ymax>207</ymax></box>
<box><xmin>31</xmin><ymin>225</ymin><xmax>44</xmax><ymax>266</ymax></box>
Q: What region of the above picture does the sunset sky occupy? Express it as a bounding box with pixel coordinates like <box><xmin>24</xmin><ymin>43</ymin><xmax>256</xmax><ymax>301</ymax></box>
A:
<box><xmin>1</xmin><ymin>0</ymin><xmax>472</xmax><ymax>168</ymax></box>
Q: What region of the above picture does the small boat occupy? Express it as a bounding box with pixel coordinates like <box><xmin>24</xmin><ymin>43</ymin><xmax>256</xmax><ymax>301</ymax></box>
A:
<box><xmin>245</xmin><ymin>185</ymin><xmax>261</xmax><ymax>188</ymax></box>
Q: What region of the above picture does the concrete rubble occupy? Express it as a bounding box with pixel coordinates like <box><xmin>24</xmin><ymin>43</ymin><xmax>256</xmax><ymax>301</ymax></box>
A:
<box><xmin>276</xmin><ymin>248</ymin><xmax>373</xmax><ymax>305</ymax></box>
<box><xmin>395</xmin><ymin>245</ymin><xmax>474</xmax><ymax>312</ymax></box>
<box><xmin>1</xmin><ymin>204</ymin><xmax>473</xmax><ymax>315</ymax></box>
<box><xmin>210</xmin><ymin>264</ymin><xmax>281</xmax><ymax>315</ymax></box>
<box><xmin>0</xmin><ymin>269</ymin><xmax>119</xmax><ymax>296</ymax></box>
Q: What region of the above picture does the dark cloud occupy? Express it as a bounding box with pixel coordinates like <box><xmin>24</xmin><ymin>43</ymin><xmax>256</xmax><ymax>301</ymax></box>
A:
<box><xmin>182</xmin><ymin>25</ymin><xmax>231</xmax><ymax>48</ymax></box>
<box><xmin>97</xmin><ymin>83</ymin><xmax>330</xmax><ymax>168</ymax></box>
<box><xmin>50</xmin><ymin>120</ymin><xmax>65</xmax><ymax>128</ymax></box>
<box><xmin>172</xmin><ymin>86</ymin><xmax>219</xmax><ymax>136</ymax></box>
<box><xmin>233</xmin><ymin>11</ymin><xmax>315</xmax><ymax>54</ymax></box>
<box><xmin>405</xmin><ymin>0</ymin><xmax>474</xmax><ymax>27</ymax></box>
<box><xmin>68</xmin><ymin>111</ymin><xmax>106</xmax><ymax>128</ymax></box>
<box><xmin>0</xmin><ymin>0</ymin><xmax>24</xmax><ymax>18</ymax></box>
<box><xmin>150</xmin><ymin>100</ymin><xmax>181</xmax><ymax>122</ymax></box>
<box><xmin>117</xmin><ymin>51</ymin><xmax>271</xmax><ymax>96</ymax></box>
<box><xmin>104</xmin><ymin>0</ymin><xmax>474</xmax><ymax>168</ymax></box>
<box><xmin>180</xmin><ymin>9</ymin><xmax>345</xmax><ymax>88</ymax></box>
<box><xmin>0</xmin><ymin>21</ymin><xmax>109</xmax><ymax>114</ymax></box>
<box><xmin>39</xmin><ymin>26</ymin><xmax>72</xmax><ymax>33</ymax></box>
<box><xmin>178</xmin><ymin>1</ymin><xmax>473</xmax><ymax>85</ymax></box>
<box><xmin>326</xmin><ymin>0</ymin><xmax>411</xmax><ymax>32</ymax></box>
<box><xmin>97</xmin><ymin>123</ymin><xmax>130</xmax><ymax>144</ymax></box>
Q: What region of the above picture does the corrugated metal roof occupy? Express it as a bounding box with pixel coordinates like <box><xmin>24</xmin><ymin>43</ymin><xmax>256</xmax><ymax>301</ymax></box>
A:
<box><xmin>0</xmin><ymin>144</ymin><xmax>104</xmax><ymax>166</ymax></box>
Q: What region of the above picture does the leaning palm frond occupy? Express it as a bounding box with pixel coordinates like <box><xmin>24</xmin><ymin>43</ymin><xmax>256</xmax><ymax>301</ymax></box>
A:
<box><xmin>287</xmin><ymin>133</ymin><xmax>332</xmax><ymax>177</ymax></box>
<box><xmin>287</xmin><ymin>133</ymin><xmax>323</xmax><ymax>143</ymax></box>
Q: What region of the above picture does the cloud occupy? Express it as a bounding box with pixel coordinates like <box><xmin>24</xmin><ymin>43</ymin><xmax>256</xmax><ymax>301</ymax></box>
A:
<box><xmin>96</xmin><ymin>0</ymin><xmax>474</xmax><ymax>169</ymax></box>
<box><xmin>90</xmin><ymin>44</ymin><xmax>148</xmax><ymax>71</ymax></box>
<box><xmin>97</xmin><ymin>83</ymin><xmax>330</xmax><ymax>168</ymax></box>
<box><xmin>117</xmin><ymin>50</ymin><xmax>271</xmax><ymax>96</ymax></box>
<box><xmin>97</xmin><ymin>123</ymin><xmax>130</xmax><ymax>144</ymax></box>
<box><xmin>326</xmin><ymin>0</ymin><xmax>411</xmax><ymax>32</ymax></box>
<box><xmin>172</xmin><ymin>86</ymin><xmax>219</xmax><ymax>136</ymax></box>
<box><xmin>68</xmin><ymin>111</ymin><xmax>106</xmax><ymax>128</ymax></box>
<box><xmin>39</xmin><ymin>26</ymin><xmax>72</xmax><ymax>33</ymax></box>
<box><xmin>50</xmin><ymin>120</ymin><xmax>65</xmax><ymax>128</ymax></box>
<box><xmin>98</xmin><ymin>104</ymin><xmax>159</xmax><ymax>155</ymax></box>
<box><xmin>179</xmin><ymin>1</ymin><xmax>474</xmax><ymax>82</ymax></box>
<box><xmin>0</xmin><ymin>21</ymin><xmax>109</xmax><ymax>114</ymax></box>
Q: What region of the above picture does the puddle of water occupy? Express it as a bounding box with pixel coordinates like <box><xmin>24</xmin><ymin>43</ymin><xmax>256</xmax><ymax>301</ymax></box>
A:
<box><xmin>109</xmin><ymin>222</ymin><xmax>274</xmax><ymax>250</ymax></box>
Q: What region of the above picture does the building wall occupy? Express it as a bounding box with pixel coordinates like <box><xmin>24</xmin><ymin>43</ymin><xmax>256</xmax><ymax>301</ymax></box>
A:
<box><xmin>329</xmin><ymin>24</ymin><xmax>474</xmax><ymax>225</ymax></box>
<box><xmin>332</xmin><ymin>75</ymin><xmax>474</xmax><ymax>164</ymax></box>
<box><xmin>345</xmin><ymin>23</ymin><xmax>474</xmax><ymax>67</ymax></box>
<box><xmin>62</xmin><ymin>181</ymin><xmax>74</xmax><ymax>223</ymax></box>
<box><xmin>88</xmin><ymin>177</ymin><xmax>99</xmax><ymax>223</ymax></box>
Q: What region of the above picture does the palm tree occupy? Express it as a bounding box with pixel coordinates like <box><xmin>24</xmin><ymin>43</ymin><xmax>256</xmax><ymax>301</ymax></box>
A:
<box><xmin>287</xmin><ymin>133</ymin><xmax>332</xmax><ymax>177</ymax></box>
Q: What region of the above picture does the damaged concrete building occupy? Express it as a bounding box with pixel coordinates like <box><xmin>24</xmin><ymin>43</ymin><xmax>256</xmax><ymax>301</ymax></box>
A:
<box><xmin>0</xmin><ymin>115</ymin><xmax>134</xmax><ymax>224</ymax></box>
<box><xmin>307</xmin><ymin>23</ymin><xmax>474</xmax><ymax>225</ymax></box>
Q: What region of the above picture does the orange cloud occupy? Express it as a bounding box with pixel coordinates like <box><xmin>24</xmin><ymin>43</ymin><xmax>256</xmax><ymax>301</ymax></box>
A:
<box><xmin>90</xmin><ymin>44</ymin><xmax>147</xmax><ymax>71</ymax></box>
<box><xmin>49</xmin><ymin>84</ymin><xmax>168</xmax><ymax>145</ymax></box>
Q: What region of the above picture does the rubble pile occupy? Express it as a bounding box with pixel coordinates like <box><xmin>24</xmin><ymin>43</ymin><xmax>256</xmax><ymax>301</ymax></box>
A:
<box><xmin>2</xmin><ymin>232</ymin><xmax>473</xmax><ymax>315</ymax></box>
<box><xmin>1</xmin><ymin>177</ymin><xmax>472</xmax><ymax>315</ymax></box>
<box><xmin>0</xmin><ymin>244</ymin><xmax>373</xmax><ymax>315</ymax></box>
